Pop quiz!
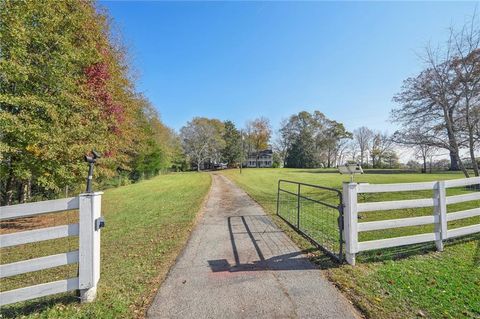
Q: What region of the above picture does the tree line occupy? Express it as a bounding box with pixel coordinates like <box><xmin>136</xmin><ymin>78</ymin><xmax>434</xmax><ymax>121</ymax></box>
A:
<box><xmin>2</xmin><ymin>1</ymin><xmax>477</xmax><ymax>205</ymax></box>
<box><xmin>0</xmin><ymin>1</ymin><xmax>181</xmax><ymax>205</ymax></box>
<box><xmin>179</xmin><ymin>117</ymin><xmax>272</xmax><ymax>171</ymax></box>
<box><xmin>273</xmin><ymin>114</ymin><xmax>399</xmax><ymax>169</ymax></box>
<box><xmin>178</xmin><ymin>111</ymin><xmax>402</xmax><ymax>171</ymax></box>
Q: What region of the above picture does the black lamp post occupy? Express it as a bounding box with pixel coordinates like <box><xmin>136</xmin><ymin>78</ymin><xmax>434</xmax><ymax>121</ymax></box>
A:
<box><xmin>84</xmin><ymin>150</ymin><xmax>101</xmax><ymax>193</ymax></box>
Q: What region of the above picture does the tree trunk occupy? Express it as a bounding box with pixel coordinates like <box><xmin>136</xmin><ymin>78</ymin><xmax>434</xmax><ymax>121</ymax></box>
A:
<box><xmin>27</xmin><ymin>178</ymin><xmax>31</xmax><ymax>201</ymax></box>
<box><xmin>327</xmin><ymin>149</ymin><xmax>331</xmax><ymax>168</ymax></box>
<box><xmin>468</xmin><ymin>140</ymin><xmax>479</xmax><ymax>176</ymax></box>
<box><xmin>4</xmin><ymin>160</ymin><xmax>15</xmax><ymax>205</ymax></box>
<box><xmin>449</xmin><ymin>150</ymin><xmax>459</xmax><ymax>171</ymax></box>
<box><xmin>5</xmin><ymin>176</ymin><xmax>14</xmax><ymax>205</ymax></box>
<box><xmin>467</xmin><ymin>126</ymin><xmax>479</xmax><ymax>176</ymax></box>
<box><xmin>464</xmin><ymin>94</ymin><xmax>479</xmax><ymax>176</ymax></box>
<box><xmin>422</xmin><ymin>155</ymin><xmax>427</xmax><ymax>173</ymax></box>
<box><xmin>20</xmin><ymin>181</ymin><xmax>28</xmax><ymax>203</ymax></box>
<box><xmin>453</xmin><ymin>150</ymin><xmax>469</xmax><ymax>177</ymax></box>
<box><xmin>443</xmin><ymin>107</ymin><xmax>468</xmax><ymax>176</ymax></box>
<box><xmin>446</xmin><ymin>107</ymin><xmax>460</xmax><ymax>171</ymax></box>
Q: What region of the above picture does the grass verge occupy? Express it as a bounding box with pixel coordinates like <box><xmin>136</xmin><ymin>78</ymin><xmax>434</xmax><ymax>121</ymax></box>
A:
<box><xmin>1</xmin><ymin>172</ymin><xmax>211</xmax><ymax>318</ymax></box>
<box><xmin>221</xmin><ymin>168</ymin><xmax>480</xmax><ymax>319</ymax></box>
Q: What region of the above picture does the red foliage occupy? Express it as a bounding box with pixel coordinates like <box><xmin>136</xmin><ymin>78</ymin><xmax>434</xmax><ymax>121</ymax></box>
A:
<box><xmin>85</xmin><ymin>62</ymin><xmax>109</xmax><ymax>87</ymax></box>
<box><xmin>84</xmin><ymin>62</ymin><xmax>125</xmax><ymax>134</ymax></box>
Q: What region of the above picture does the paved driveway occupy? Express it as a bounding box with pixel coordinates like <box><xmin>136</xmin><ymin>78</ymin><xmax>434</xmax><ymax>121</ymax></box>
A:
<box><xmin>147</xmin><ymin>173</ymin><xmax>359</xmax><ymax>319</ymax></box>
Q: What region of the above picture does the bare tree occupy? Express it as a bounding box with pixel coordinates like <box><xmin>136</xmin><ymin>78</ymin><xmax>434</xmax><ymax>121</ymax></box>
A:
<box><xmin>335</xmin><ymin>138</ymin><xmax>351</xmax><ymax>166</ymax></box>
<box><xmin>347</xmin><ymin>140</ymin><xmax>359</xmax><ymax>162</ymax></box>
<box><xmin>416</xmin><ymin>144</ymin><xmax>437</xmax><ymax>173</ymax></box>
<box><xmin>450</xmin><ymin>13</ymin><xmax>480</xmax><ymax>176</ymax></box>
<box><xmin>354</xmin><ymin>127</ymin><xmax>374</xmax><ymax>166</ymax></box>
<box><xmin>370</xmin><ymin>132</ymin><xmax>393</xmax><ymax>168</ymax></box>
<box><xmin>392</xmin><ymin>13</ymin><xmax>480</xmax><ymax>177</ymax></box>
<box><xmin>392</xmin><ymin>129</ymin><xmax>438</xmax><ymax>173</ymax></box>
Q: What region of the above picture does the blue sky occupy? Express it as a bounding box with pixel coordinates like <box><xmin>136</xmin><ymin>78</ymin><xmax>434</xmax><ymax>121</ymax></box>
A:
<box><xmin>101</xmin><ymin>1</ymin><xmax>478</xmax><ymax>135</ymax></box>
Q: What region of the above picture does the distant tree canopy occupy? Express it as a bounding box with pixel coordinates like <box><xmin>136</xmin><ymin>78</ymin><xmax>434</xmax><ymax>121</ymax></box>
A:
<box><xmin>279</xmin><ymin>111</ymin><xmax>352</xmax><ymax>168</ymax></box>
<box><xmin>180</xmin><ymin>117</ymin><xmax>273</xmax><ymax>171</ymax></box>
<box><xmin>180</xmin><ymin>117</ymin><xmax>226</xmax><ymax>171</ymax></box>
<box><xmin>0</xmin><ymin>0</ymin><xmax>178</xmax><ymax>204</ymax></box>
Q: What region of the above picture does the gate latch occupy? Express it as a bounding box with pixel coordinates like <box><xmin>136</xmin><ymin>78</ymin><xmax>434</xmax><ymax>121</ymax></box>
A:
<box><xmin>95</xmin><ymin>217</ymin><xmax>105</xmax><ymax>231</ymax></box>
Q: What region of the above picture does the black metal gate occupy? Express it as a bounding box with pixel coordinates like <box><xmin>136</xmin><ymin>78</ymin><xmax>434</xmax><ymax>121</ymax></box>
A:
<box><xmin>276</xmin><ymin>180</ymin><xmax>344</xmax><ymax>262</ymax></box>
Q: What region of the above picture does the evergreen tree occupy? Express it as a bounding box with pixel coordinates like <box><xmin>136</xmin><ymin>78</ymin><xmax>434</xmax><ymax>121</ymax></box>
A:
<box><xmin>221</xmin><ymin>120</ymin><xmax>242</xmax><ymax>167</ymax></box>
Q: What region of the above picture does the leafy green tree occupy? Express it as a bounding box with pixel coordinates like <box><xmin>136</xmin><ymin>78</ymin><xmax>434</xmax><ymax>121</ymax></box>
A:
<box><xmin>221</xmin><ymin>120</ymin><xmax>242</xmax><ymax>167</ymax></box>
<box><xmin>0</xmin><ymin>1</ymin><xmax>177</xmax><ymax>204</ymax></box>
<box><xmin>285</xmin><ymin>131</ymin><xmax>318</xmax><ymax>168</ymax></box>
<box><xmin>130</xmin><ymin>99</ymin><xmax>179</xmax><ymax>180</ymax></box>
<box><xmin>280</xmin><ymin>110</ymin><xmax>350</xmax><ymax>168</ymax></box>
<box><xmin>0</xmin><ymin>0</ymin><xmax>110</xmax><ymax>203</ymax></box>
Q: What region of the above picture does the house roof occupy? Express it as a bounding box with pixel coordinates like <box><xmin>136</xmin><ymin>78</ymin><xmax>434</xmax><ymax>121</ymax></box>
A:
<box><xmin>248</xmin><ymin>149</ymin><xmax>273</xmax><ymax>157</ymax></box>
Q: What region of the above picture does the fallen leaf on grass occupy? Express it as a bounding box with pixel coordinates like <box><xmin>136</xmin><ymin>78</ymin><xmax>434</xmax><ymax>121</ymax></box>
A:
<box><xmin>417</xmin><ymin>310</ymin><xmax>426</xmax><ymax>317</ymax></box>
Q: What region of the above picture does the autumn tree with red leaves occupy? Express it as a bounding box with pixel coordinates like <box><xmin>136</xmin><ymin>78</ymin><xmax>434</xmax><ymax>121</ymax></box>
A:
<box><xmin>0</xmin><ymin>0</ymin><xmax>178</xmax><ymax>204</ymax></box>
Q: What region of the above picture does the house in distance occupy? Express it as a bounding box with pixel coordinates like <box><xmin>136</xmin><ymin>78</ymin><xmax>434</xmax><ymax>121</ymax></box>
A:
<box><xmin>244</xmin><ymin>148</ymin><xmax>273</xmax><ymax>168</ymax></box>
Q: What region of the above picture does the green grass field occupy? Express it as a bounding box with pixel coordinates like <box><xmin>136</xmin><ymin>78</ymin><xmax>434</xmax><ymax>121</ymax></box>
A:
<box><xmin>221</xmin><ymin>168</ymin><xmax>480</xmax><ymax>319</ymax></box>
<box><xmin>0</xmin><ymin>172</ymin><xmax>211</xmax><ymax>319</ymax></box>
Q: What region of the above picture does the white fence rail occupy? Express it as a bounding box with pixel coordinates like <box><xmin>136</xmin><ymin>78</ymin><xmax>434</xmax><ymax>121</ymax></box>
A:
<box><xmin>343</xmin><ymin>177</ymin><xmax>480</xmax><ymax>265</ymax></box>
<box><xmin>0</xmin><ymin>192</ymin><xmax>103</xmax><ymax>306</ymax></box>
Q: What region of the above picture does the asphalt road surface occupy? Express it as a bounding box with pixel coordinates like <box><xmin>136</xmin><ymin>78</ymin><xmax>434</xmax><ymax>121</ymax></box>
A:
<box><xmin>147</xmin><ymin>173</ymin><xmax>359</xmax><ymax>319</ymax></box>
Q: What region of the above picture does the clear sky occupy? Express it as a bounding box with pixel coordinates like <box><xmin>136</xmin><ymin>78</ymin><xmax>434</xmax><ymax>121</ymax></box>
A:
<box><xmin>100</xmin><ymin>1</ymin><xmax>478</xmax><ymax>135</ymax></box>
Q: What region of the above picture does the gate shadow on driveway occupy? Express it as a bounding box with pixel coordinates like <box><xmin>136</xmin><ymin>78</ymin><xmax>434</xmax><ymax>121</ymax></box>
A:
<box><xmin>208</xmin><ymin>215</ymin><xmax>325</xmax><ymax>272</ymax></box>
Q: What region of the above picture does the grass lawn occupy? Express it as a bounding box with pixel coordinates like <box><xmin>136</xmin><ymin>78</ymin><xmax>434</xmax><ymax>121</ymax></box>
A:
<box><xmin>0</xmin><ymin>172</ymin><xmax>211</xmax><ymax>319</ymax></box>
<box><xmin>221</xmin><ymin>168</ymin><xmax>480</xmax><ymax>319</ymax></box>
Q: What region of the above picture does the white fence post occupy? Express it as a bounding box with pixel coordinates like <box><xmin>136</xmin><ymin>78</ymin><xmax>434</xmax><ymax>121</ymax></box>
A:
<box><xmin>434</xmin><ymin>181</ymin><xmax>447</xmax><ymax>251</ymax></box>
<box><xmin>343</xmin><ymin>182</ymin><xmax>358</xmax><ymax>265</ymax></box>
<box><xmin>78</xmin><ymin>192</ymin><xmax>103</xmax><ymax>303</ymax></box>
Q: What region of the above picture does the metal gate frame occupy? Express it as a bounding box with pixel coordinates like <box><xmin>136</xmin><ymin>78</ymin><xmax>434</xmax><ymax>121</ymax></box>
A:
<box><xmin>276</xmin><ymin>180</ymin><xmax>344</xmax><ymax>262</ymax></box>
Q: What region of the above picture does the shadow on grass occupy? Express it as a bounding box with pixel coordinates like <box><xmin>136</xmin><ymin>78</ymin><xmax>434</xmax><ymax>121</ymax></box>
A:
<box><xmin>356</xmin><ymin>234</ymin><xmax>480</xmax><ymax>264</ymax></box>
<box><xmin>0</xmin><ymin>294</ymin><xmax>78</xmax><ymax>319</ymax></box>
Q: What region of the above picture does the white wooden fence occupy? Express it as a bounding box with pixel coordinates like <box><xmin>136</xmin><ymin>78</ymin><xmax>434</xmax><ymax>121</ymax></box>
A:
<box><xmin>0</xmin><ymin>192</ymin><xmax>103</xmax><ymax>306</ymax></box>
<box><xmin>343</xmin><ymin>177</ymin><xmax>480</xmax><ymax>265</ymax></box>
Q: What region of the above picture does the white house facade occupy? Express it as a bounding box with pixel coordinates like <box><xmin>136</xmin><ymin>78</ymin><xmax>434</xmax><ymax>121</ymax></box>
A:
<box><xmin>244</xmin><ymin>149</ymin><xmax>273</xmax><ymax>168</ymax></box>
